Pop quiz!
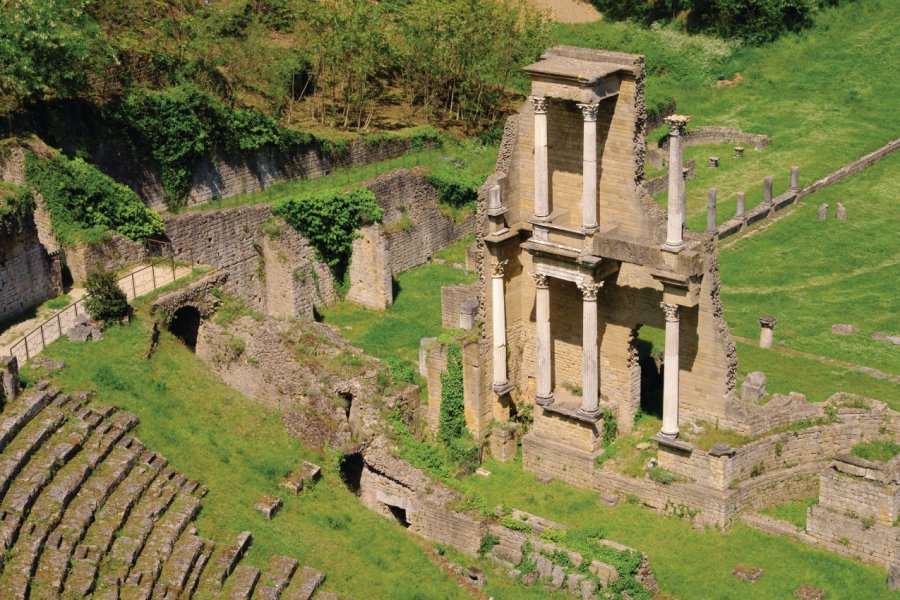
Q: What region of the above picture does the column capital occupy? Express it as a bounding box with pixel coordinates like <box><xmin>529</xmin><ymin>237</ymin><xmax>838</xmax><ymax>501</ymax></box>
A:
<box><xmin>664</xmin><ymin>114</ymin><xmax>690</xmax><ymax>136</ymax></box>
<box><xmin>530</xmin><ymin>96</ymin><xmax>548</xmax><ymax>114</ymax></box>
<box><xmin>491</xmin><ymin>259</ymin><xmax>508</xmax><ymax>278</ymax></box>
<box><xmin>577</xmin><ymin>281</ymin><xmax>603</xmax><ymax>301</ymax></box>
<box><xmin>530</xmin><ymin>272</ymin><xmax>549</xmax><ymax>289</ymax></box>
<box><xmin>576</xmin><ymin>102</ymin><xmax>599</xmax><ymax>122</ymax></box>
<box><xmin>758</xmin><ymin>316</ymin><xmax>777</xmax><ymax>329</ymax></box>
<box><xmin>661</xmin><ymin>302</ymin><xmax>679</xmax><ymax>322</ymax></box>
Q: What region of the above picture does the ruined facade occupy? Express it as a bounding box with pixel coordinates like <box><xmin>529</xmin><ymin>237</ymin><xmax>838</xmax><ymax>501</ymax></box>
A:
<box><xmin>477</xmin><ymin>47</ymin><xmax>737</xmax><ymax>468</ymax></box>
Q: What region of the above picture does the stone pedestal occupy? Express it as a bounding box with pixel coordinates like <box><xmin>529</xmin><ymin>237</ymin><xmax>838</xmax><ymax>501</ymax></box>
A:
<box><xmin>836</xmin><ymin>203</ymin><xmax>847</xmax><ymax>221</ymax></box>
<box><xmin>663</xmin><ymin>115</ymin><xmax>689</xmax><ymax>252</ymax></box>
<box><xmin>660</xmin><ymin>303</ymin><xmax>680</xmax><ymax>437</ymax></box>
<box><xmin>531</xmin><ymin>97</ymin><xmax>549</xmax><ymax>219</ymax></box>
<box><xmin>577</xmin><ymin>103</ymin><xmax>599</xmax><ymax>231</ymax></box>
<box><xmin>818</xmin><ymin>204</ymin><xmax>828</xmax><ymax>221</ymax></box>
<box><xmin>0</xmin><ymin>356</ymin><xmax>19</xmax><ymax>407</ymax></box>
<box><xmin>736</xmin><ymin>192</ymin><xmax>746</xmax><ymax>218</ymax></box>
<box><xmin>533</xmin><ymin>273</ymin><xmax>553</xmax><ymax>406</ymax></box>
<box><xmin>490</xmin><ymin>426</ymin><xmax>518</xmax><ymax>462</ymax></box>
<box><xmin>790</xmin><ymin>166</ymin><xmax>800</xmax><ymax>191</ymax></box>
<box><xmin>758</xmin><ymin>316</ymin><xmax>777</xmax><ymax>349</ymax></box>
<box><xmin>764</xmin><ymin>176</ymin><xmax>773</xmax><ymax>203</ymax></box>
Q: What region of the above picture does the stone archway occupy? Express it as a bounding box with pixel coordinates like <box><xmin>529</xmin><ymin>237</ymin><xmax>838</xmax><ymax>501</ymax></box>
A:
<box><xmin>169</xmin><ymin>306</ymin><xmax>201</xmax><ymax>351</ymax></box>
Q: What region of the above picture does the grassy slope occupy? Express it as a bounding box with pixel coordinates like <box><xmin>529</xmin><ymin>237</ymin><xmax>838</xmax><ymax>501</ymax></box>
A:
<box><xmin>720</xmin><ymin>152</ymin><xmax>899</xmax><ymax>406</ymax></box>
<box><xmin>31</xmin><ymin>320</ymin><xmax>468</xmax><ymax>600</ymax></box>
<box><xmin>461</xmin><ymin>457</ymin><xmax>896</xmax><ymax>600</ymax></box>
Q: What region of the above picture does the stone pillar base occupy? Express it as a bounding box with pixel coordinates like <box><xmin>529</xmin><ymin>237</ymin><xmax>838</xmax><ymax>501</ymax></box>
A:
<box><xmin>490</xmin><ymin>427</ymin><xmax>518</xmax><ymax>462</ymax></box>
<box><xmin>535</xmin><ymin>393</ymin><xmax>554</xmax><ymax>407</ymax></box>
<box><xmin>492</xmin><ymin>381</ymin><xmax>514</xmax><ymax>396</ymax></box>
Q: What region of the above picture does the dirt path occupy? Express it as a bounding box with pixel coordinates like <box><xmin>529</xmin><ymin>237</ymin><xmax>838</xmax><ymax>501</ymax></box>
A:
<box><xmin>526</xmin><ymin>0</ymin><xmax>602</xmax><ymax>23</ymax></box>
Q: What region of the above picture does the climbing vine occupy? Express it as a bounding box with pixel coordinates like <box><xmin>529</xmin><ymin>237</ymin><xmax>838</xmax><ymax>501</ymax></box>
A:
<box><xmin>272</xmin><ymin>187</ymin><xmax>383</xmax><ymax>292</ymax></box>
<box><xmin>438</xmin><ymin>342</ymin><xmax>465</xmax><ymax>444</ymax></box>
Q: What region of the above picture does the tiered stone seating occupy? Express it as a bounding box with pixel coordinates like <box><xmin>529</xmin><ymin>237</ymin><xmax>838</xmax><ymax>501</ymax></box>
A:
<box><xmin>0</xmin><ymin>383</ymin><xmax>332</xmax><ymax>599</ymax></box>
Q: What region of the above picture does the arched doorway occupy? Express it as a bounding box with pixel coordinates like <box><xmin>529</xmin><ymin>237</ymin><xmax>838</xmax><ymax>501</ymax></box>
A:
<box><xmin>169</xmin><ymin>306</ymin><xmax>201</xmax><ymax>351</ymax></box>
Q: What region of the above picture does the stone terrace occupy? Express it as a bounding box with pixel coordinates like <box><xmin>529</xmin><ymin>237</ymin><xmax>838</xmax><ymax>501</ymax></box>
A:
<box><xmin>0</xmin><ymin>380</ymin><xmax>331</xmax><ymax>599</ymax></box>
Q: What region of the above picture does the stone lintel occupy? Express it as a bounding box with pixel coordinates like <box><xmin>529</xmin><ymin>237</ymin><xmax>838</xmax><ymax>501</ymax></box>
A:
<box><xmin>651</xmin><ymin>270</ymin><xmax>701</xmax><ymax>307</ymax></box>
<box><xmin>484</xmin><ymin>228</ymin><xmax>521</xmax><ymax>245</ymax></box>
<box><xmin>522</xmin><ymin>240</ymin><xmax>583</xmax><ymax>261</ymax></box>
<box><xmin>593</xmin><ymin>233</ymin><xmax>703</xmax><ymax>275</ymax></box>
<box><xmin>542</xmin><ymin>401</ymin><xmax>602</xmax><ymax>424</ymax></box>
<box><xmin>652</xmin><ymin>434</ymin><xmax>694</xmax><ymax>455</ymax></box>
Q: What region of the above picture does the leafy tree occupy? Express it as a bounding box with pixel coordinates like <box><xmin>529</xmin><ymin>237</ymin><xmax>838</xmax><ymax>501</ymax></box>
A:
<box><xmin>83</xmin><ymin>270</ymin><xmax>129</xmax><ymax>321</ymax></box>
<box><xmin>0</xmin><ymin>0</ymin><xmax>109</xmax><ymax>114</ymax></box>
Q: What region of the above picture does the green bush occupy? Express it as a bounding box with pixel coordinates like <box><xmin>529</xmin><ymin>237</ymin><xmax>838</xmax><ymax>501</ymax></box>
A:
<box><xmin>24</xmin><ymin>152</ymin><xmax>163</xmax><ymax>246</ymax></box>
<box><xmin>851</xmin><ymin>440</ymin><xmax>900</xmax><ymax>462</ymax></box>
<box><xmin>478</xmin><ymin>533</ymin><xmax>500</xmax><ymax>556</ymax></box>
<box><xmin>272</xmin><ymin>187</ymin><xmax>383</xmax><ymax>287</ymax></box>
<box><xmin>83</xmin><ymin>270</ymin><xmax>129</xmax><ymax>321</ymax></box>
<box><xmin>384</xmin><ymin>357</ymin><xmax>418</xmax><ymax>386</ymax></box>
<box><xmin>648</xmin><ymin>466</ymin><xmax>677</xmax><ymax>485</ymax></box>
<box><xmin>0</xmin><ymin>181</ymin><xmax>35</xmax><ymax>231</ymax></box>
<box><xmin>116</xmin><ymin>83</ymin><xmax>313</xmax><ymax>207</ymax></box>
<box><xmin>427</xmin><ymin>164</ymin><xmax>484</xmax><ymax>209</ymax></box>
<box><xmin>438</xmin><ymin>343</ymin><xmax>466</xmax><ymax>445</ymax></box>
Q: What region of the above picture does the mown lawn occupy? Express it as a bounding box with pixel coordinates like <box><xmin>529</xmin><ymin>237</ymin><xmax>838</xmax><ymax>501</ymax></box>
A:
<box><xmin>30</xmin><ymin>318</ymin><xmax>469</xmax><ymax>600</ymax></box>
<box><xmin>460</xmin><ymin>457</ymin><xmax>897</xmax><ymax>600</ymax></box>
<box><xmin>319</xmin><ymin>263</ymin><xmax>477</xmax><ymax>366</ymax></box>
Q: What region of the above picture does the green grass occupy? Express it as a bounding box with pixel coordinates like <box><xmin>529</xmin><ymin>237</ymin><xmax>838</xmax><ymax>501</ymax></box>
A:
<box><xmin>761</xmin><ymin>498</ymin><xmax>818</xmax><ymax>529</ymax></box>
<box><xmin>459</xmin><ymin>457</ymin><xmax>897</xmax><ymax>600</ymax></box>
<box><xmin>433</xmin><ymin>234</ymin><xmax>475</xmax><ymax>265</ymax></box>
<box><xmin>185</xmin><ymin>138</ymin><xmax>499</xmax><ymax>214</ymax></box>
<box><xmin>44</xmin><ymin>294</ymin><xmax>72</xmax><ymax>311</ymax></box>
<box><xmin>31</xmin><ymin>318</ymin><xmax>469</xmax><ymax>600</ymax></box>
<box><xmin>851</xmin><ymin>440</ymin><xmax>900</xmax><ymax>463</ymax></box>
<box><xmin>320</xmin><ymin>263</ymin><xmax>476</xmax><ymax>365</ymax></box>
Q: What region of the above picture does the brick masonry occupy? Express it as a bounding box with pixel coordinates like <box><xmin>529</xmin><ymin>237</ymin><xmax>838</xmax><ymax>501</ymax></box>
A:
<box><xmin>0</xmin><ymin>213</ymin><xmax>62</xmax><ymax>323</ymax></box>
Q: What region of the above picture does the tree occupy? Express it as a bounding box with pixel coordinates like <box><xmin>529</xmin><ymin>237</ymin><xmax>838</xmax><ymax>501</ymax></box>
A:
<box><xmin>83</xmin><ymin>270</ymin><xmax>129</xmax><ymax>322</ymax></box>
<box><xmin>0</xmin><ymin>0</ymin><xmax>110</xmax><ymax>114</ymax></box>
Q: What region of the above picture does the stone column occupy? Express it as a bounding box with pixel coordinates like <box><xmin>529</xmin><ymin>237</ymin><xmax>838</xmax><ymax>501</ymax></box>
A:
<box><xmin>758</xmin><ymin>316</ymin><xmax>777</xmax><ymax>349</ymax></box>
<box><xmin>532</xmin><ymin>273</ymin><xmax>553</xmax><ymax>406</ymax></box>
<box><xmin>577</xmin><ymin>102</ymin><xmax>599</xmax><ymax>232</ymax></box>
<box><xmin>491</xmin><ymin>260</ymin><xmax>509</xmax><ymax>393</ymax></box>
<box><xmin>736</xmin><ymin>192</ymin><xmax>746</xmax><ymax>217</ymax></box>
<box><xmin>790</xmin><ymin>166</ymin><xmax>800</xmax><ymax>191</ymax></box>
<box><xmin>531</xmin><ymin>97</ymin><xmax>550</xmax><ymax>219</ymax></box>
<box><xmin>660</xmin><ymin>303</ymin><xmax>681</xmax><ymax>438</ymax></box>
<box><xmin>663</xmin><ymin>115</ymin><xmax>689</xmax><ymax>251</ymax></box>
<box><xmin>578</xmin><ymin>281</ymin><xmax>603</xmax><ymax>417</ymax></box>
<box><xmin>764</xmin><ymin>176</ymin><xmax>773</xmax><ymax>203</ymax></box>
<box><xmin>707</xmin><ymin>188</ymin><xmax>717</xmax><ymax>231</ymax></box>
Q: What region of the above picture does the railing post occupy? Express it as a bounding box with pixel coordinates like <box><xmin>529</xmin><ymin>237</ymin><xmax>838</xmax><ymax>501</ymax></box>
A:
<box><xmin>151</xmin><ymin>263</ymin><xmax>157</xmax><ymax>289</ymax></box>
<box><xmin>171</xmin><ymin>256</ymin><xmax>176</xmax><ymax>282</ymax></box>
<box><xmin>132</xmin><ymin>274</ymin><xmax>137</xmax><ymax>299</ymax></box>
<box><xmin>57</xmin><ymin>313</ymin><xmax>62</xmax><ymax>336</ymax></box>
<box><xmin>39</xmin><ymin>326</ymin><xmax>46</xmax><ymax>350</ymax></box>
<box><xmin>24</xmin><ymin>336</ymin><xmax>30</xmax><ymax>361</ymax></box>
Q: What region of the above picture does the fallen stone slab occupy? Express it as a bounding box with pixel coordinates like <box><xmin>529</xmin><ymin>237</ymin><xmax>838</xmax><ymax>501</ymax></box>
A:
<box><xmin>872</xmin><ymin>332</ymin><xmax>900</xmax><ymax>345</ymax></box>
<box><xmin>733</xmin><ymin>564</ymin><xmax>763</xmax><ymax>582</ymax></box>
<box><xmin>794</xmin><ymin>584</ymin><xmax>826</xmax><ymax>599</ymax></box>
<box><xmin>253</xmin><ymin>495</ymin><xmax>282</xmax><ymax>520</ymax></box>
<box><xmin>600</xmin><ymin>492</ymin><xmax>619</xmax><ymax>507</ymax></box>
<box><xmin>30</xmin><ymin>358</ymin><xmax>65</xmax><ymax>371</ymax></box>
<box><xmin>831</xmin><ymin>324</ymin><xmax>857</xmax><ymax>335</ymax></box>
<box><xmin>281</xmin><ymin>460</ymin><xmax>322</xmax><ymax>494</ymax></box>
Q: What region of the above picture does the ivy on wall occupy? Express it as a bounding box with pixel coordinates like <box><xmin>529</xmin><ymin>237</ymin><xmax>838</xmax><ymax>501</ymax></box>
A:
<box><xmin>24</xmin><ymin>151</ymin><xmax>164</xmax><ymax>246</ymax></box>
<box><xmin>438</xmin><ymin>342</ymin><xmax>465</xmax><ymax>444</ymax></box>
<box><xmin>272</xmin><ymin>187</ymin><xmax>383</xmax><ymax>291</ymax></box>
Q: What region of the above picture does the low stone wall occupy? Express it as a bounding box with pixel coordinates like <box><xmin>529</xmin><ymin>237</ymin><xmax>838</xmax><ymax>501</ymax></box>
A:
<box><xmin>151</xmin><ymin>270</ymin><xmax>229</xmax><ymax>319</ymax></box>
<box><xmin>365</xmin><ymin>169</ymin><xmax>475</xmax><ymax>275</ymax></box>
<box><xmin>806</xmin><ymin>505</ymin><xmax>898</xmax><ymax>568</ymax></box>
<box><xmin>65</xmin><ymin>232</ymin><xmax>149</xmax><ymax>283</ymax></box>
<box><xmin>797</xmin><ymin>138</ymin><xmax>900</xmax><ymax>199</ymax></box>
<box><xmin>441</xmin><ymin>283</ymin><xmax>478</xmax><ymax>329</ymax></box>
<box><xmin>645</xmin><ymin>159</ymin><xmax>695</xmax><ymax>197</ymax></box>
<box><xmin>0</xmin><ymin>214</ymin><xmax>62</xmax><ymax>323</ymax></box>
<box><xmin>659</xmin><ymin>126</ymin><xmax>770</xmax><ymax>154</ymax></box>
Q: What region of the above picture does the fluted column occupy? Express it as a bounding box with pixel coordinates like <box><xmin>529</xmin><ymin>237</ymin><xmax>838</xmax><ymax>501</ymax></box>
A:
<box><xmin>491</xmin><ymin>260</ymin><xmax>509</xmax><ymax>392</ymax></box>
<box><xmin>578</xmin><ymin>281</ymin><xmax>602</xmax><ymax>417</ymax></box>
<box><xmin>531</xmin><ymin>97</ymin><xmax>549</xmax><ymax>219</ymax></box>
<box><xmin>664</xmin><ymin>115</ymin><xmax>689</xmax><ymax>252</ymax></box>
<box><xmin>532</xmin><ymin>273</ymin><xmax>553</xmax><ymax>406</ymax></box>
<box><xmin>660</xmin><ymin>302</ymin><xmax>681</xmax><ymax>438</ymax></box>
<box><xmin>577</xmin><ymin>102</ymin><xmax>599</xmax><ymax>232</ymax></box>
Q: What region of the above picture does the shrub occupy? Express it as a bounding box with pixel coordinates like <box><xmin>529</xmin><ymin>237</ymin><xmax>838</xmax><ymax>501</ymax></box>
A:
<box><xmin>0</xmin><ymin>181</ymin><xmax>35</xmax><ymax>231</ymax></box>
<box><xmin>272</xmin><ymin>188</ymin><xmax>383</xmax><ymax>287</ymax></box>
<box><xmin>648</xmin><ymin>466</ymin><xmax>677</xmax><ymax>485</ymax></box>
<box><xmin>384</xmin><ymin>357</ymin><xmax>417</xmax><ymax>386</ymax></box>
<box><xmin>438</xmin><ymin>343</ymin><xmax>466</xmax><ymax>445</ymax></box>
<box><xmin>500</xmin><ymin>516</ymin><xmax>532</xmax><ymax>533</ymax></box>
<box><xmin>24</xmin><ymin>152</ymin><xmax>163</xmax><ymax>246</ymax></box>
<box><xmin>478</xmin><ymin>533</ymin><xmax>500</xmax><ymax>557</ymax></box>
<box><xmin>83</xmin><ymin>270</ymin><xmax>129</xmax><ymax>321</ymax></box>
<box><xmin>427</xmin><ymin>163</ymin><xmax>483</xmax><ymax>209</ymax></box>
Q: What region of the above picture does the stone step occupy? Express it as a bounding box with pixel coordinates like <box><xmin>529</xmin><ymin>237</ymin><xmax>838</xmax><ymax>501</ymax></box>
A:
<box><xmin>95</xmin><ymin>469</ymin><xmax>181</xmax><ymax>590</ymax></box>
<box><xmin>182</xmin><ymin>536</ymin><xmax>215</xmax><ymax>599</ymax></box>
<box><xmin>254</xmin><ymin>554</ymin><xmax>299</xmax><ymax>600</ymax></box>
<box><xmin>282</xmin><ymin>566</ymin><xmax>326</xmax><ymax>600</ymax></box>
<box><xmin>221</xmin><ymin>564</ymin><xmax>260</xmax><ymax>600</ymax></box>
<box><xmin>200</xmin><ymin>530</ymin><xmax>252</xmax><ymax>591</ymax></box>
<box><xmin>117</xmin><ymin>490</ymin><xmax>201</xmax><ymax>599</ymax></box>
<box><xmin>62</xmin><ymin>451</ymin><xmax>166</xmax><ymax>597</ymax></box>
<box><xmin>151</xmin><ymin>532</ymin><xmax>206</xmax><ymax>599</ymax></box>
<box><xmin>0</xmin><ymin>417</ymin><xmax>133</xmax><ymax>598</ymax></box>
<box><xmin>0</xmin><ymin>386</ymin><xmax>58</xmax><ymax>453</ymax></box>
<box><xmin>32</xmin><ymin>436</ymin><xmax>145</xmax><ymax>595</ymax></box>
<box><xmin>0</xmin><ymin>402</ymin><xmax>68</xmax><ymax>503</ymax></box>
<box><xmin>0</xmin><ymin>406</ymin><xmax>110</xmax><ymax>555</ymax></box>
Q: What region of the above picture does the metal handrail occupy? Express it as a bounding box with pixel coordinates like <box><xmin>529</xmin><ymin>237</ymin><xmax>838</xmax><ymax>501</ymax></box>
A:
<box><xmin>5</xmin><ymin>254</ymin><xmax>193</xmax><ymax>364</ymax></box>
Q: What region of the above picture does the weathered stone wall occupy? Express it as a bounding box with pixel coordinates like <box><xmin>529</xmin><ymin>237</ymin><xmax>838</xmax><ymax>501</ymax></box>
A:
<box><xmin>424</xmin><ymin>343</ymin><xmax>448</xmax><ymax>433</ymax></box>
<box><xmin>0</xmin><ymin>214</ymin><xmax>61</xmax><ymax>323</ymax></box>
<box><xmin>65</xmin><ymin>232</ymin><xmax>149</xmax><ymax>284</ymax></box>
<box><xmin>346</xmin><ymin>224</ymin><xmax>392</xmax><ymax>311</ymax></box>
<box><xmin>365</xmin><ymin>169</ymin><xmax>474</xmax><ymax>275</ymax></box>
<box><xmin>441</xmin><ymin>284</ymin><xmax>478</xmax><ymax>329</ymax></box>
<box><xmin>150</xmin><ymin>270</ymin><xmax>229</xmax><ymax>319</ymax></box>
<box><xmin>806</xmin><ymin>505</ymin><xmax>898</xmax><ymax>568</ymax></box>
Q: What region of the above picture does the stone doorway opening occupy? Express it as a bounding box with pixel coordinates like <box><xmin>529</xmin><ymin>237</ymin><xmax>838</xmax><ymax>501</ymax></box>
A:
<box><xmin>338</xmin><ymin>391</ymin><xmax>353</xmax><ymax>419</ymax></box>
<box><xmin>169</xmin><ymin>306</ymin><xmax>201</xmax><ymax>351</ymax></box>
<box><xmin>386</xmin><ymin>504</ymin><xmax>410</xmax><ymax>528</ymax></box>
<box><xmin>634</xmin><ymin>325</ymin><xmax>664</xmax><ymax>419</ymax></box>
<box><xmin>339</xmin><ymin>452</ymin><xmax>363</xmax><ymax>494</ymax></box>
